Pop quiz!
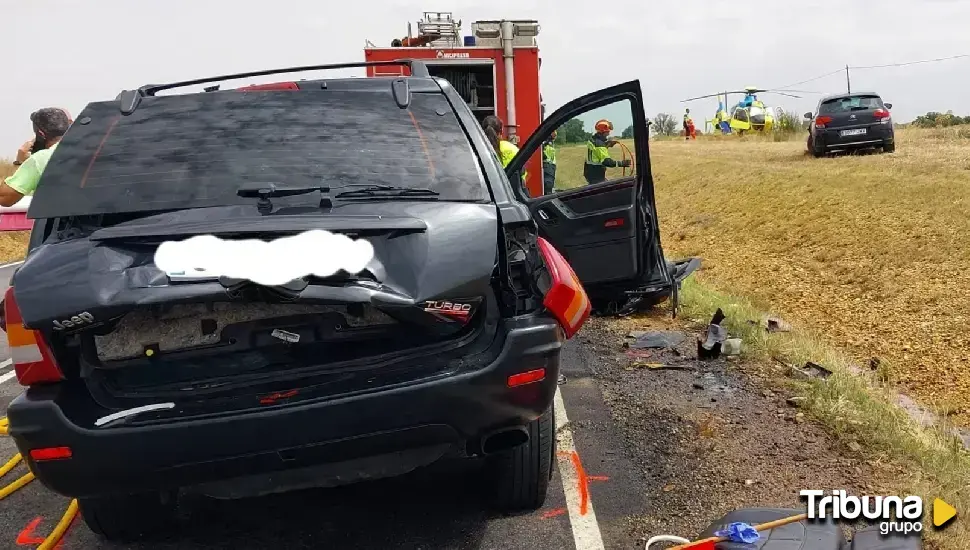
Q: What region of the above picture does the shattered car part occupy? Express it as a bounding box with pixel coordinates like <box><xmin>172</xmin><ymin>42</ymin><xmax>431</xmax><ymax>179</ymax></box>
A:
<box><xmin>627</xmin><ymin>330</ymin><xmax>687</xmax><ymax>349</ymax></box>
<box><xmin>698</xmin><ymin>308</ymin><xmax>728</xmax><ymax>360</ymax></box>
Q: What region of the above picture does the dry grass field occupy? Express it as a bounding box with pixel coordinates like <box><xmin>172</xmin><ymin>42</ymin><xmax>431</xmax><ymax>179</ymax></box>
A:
<box><xmin>552</xmin><ymin>128</ymin><xmax>970</xmax><ymax>427</ymax></box>
<box><xmin>553</xmin><ymin>129</ymin><xmax>970</xmax><ymax>548</ymax></box>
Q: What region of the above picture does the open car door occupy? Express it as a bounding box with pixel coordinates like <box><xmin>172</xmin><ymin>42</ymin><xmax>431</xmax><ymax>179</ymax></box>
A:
<box><xmin>505</xmin><ymin>81</ymin><xmax>699</xmax><ymax>314</ymax></box>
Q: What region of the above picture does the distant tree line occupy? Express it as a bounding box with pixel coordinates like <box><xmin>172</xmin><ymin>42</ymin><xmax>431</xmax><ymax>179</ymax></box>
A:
<box><xmin>909</xmin><ymin>111</ymin><xmax>970</xmax><ymax>128</ymax></box>
<box><xmin>554</xmin><ymin>118</ymin><xmax>637</xmax><ymax>144</ymax></box>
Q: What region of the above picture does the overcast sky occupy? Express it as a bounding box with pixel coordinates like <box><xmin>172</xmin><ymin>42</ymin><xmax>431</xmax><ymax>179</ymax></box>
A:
<box><xmin>3</xmin><ymin>0</ymin><xmax>969</xmax><ymax>154</ymax></box>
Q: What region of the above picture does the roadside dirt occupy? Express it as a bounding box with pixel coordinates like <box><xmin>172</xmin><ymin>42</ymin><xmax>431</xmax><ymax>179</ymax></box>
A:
<box><xmin>575</xmin><ymin>312</ymin><xmax>898</xmax><ymax>543</ymax></box>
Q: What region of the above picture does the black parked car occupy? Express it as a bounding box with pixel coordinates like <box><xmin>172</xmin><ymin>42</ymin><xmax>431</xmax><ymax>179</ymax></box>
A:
<box><xmin>2</xmin><ymin>60</ymin><xmax>692</xmax><ymax>541</ymax></box>
<box><xmin>805</xmin><ymin>92</ymin><xmax>894</xmax><ymax>157</ymax></box>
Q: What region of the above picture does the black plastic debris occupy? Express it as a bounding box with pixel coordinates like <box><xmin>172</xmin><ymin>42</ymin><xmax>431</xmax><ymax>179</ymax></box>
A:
<box><xmin>766</xmin><ymin>316</ymin><xmax>792</xmax><ymax>333</ymax></box>
<box><xmin>788</xmin><ymin>361</ymin><xmax>833</xmax><ymax>380</ymax></box>
<box><xmin>698</xmin><ymin>308</ymin><xmax>727</xmax><ymax>360</ymax></box>
<box><xmin>803</xmin><ymin>361</ymin><xmax>833</xmax><ymax>379</ymax></box>
<box><xmin>628</xmin><ymin>330</ymin><xmax>687</xmax><ymax>349</ymax></box>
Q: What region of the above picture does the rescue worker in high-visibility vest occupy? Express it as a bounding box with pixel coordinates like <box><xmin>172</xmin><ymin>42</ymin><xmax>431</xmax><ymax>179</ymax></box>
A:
<box><xmin>584</xmin><ymin>119</ymin><xmax>631</xmax><ymax>186</ymax></box>
<box><xmin>542</xmin><ymin>130</ymin><xmax>557</xmax><ymax>194</ymax></box>
<box><xmin>482</xmin><ymin>115</ymin><xmax>528</xmax><ymax>190</ymax></box>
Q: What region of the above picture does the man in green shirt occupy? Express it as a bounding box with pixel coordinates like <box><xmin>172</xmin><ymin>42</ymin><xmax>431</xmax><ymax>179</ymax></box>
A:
<box><xmin>1</xmin><ymin>108</ymin><xmax>72</xmax><ymax>207</ymax></box>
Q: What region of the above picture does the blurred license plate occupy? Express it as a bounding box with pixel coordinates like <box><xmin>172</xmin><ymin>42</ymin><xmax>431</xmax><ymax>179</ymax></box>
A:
<box><xmin>840</xmin><ymin>128</ymin><xmax>866</xmax><ymax>137</ymax></box>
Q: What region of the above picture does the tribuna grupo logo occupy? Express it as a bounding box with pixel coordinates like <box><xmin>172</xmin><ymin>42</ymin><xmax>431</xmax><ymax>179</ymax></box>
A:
<box><xmin>801</xmin><ymin>490</ymin><xmax>923</xmax><ymax>535</ymax></box>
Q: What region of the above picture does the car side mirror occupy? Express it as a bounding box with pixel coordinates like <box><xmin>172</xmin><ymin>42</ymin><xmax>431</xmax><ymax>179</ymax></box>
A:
<box><xmin>803</xmin><ymin>112</ymin><xmax>814</xmax><ymax>120</ymax></box>
<box><xmin>884</xmin><ymin>103</ymin><xmax>893</xmax><ymax>110</ymax></box>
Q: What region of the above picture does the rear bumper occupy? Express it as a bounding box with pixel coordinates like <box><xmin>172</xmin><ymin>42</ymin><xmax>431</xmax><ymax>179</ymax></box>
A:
<box><xmin>817</xmin><ymin>124</ymin><xmax>893</xmax><ymax>149</ymax></box>
<box><xmin>6</xmin><ymin>313</ymin><xmax>564</xmax><ymax>499</ymax></box>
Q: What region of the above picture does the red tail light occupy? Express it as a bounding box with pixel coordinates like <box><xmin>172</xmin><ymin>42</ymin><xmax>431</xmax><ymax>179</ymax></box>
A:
<box><xmin>873</xmin><ymin>109</ymin><xmax>890</xmax><ymax>119</ymax></box>
<box><xmin>815</xmin><ymin>115</ymin><xmax>833</xmax><ymax>128</ymax></box>
<box><xmin>3</xmin><ymin>288</ymin><xmax>64</xmax><ymax>386</ymax></box>
<box><xmin>237</xmin><ymin>82</ymin><xmax>300</xmax><ymax>91</ymax></box>
<box><xmin>536</xmin><ymin>238</ymin><xmax>591</xmax><ymax>339</ymax></box>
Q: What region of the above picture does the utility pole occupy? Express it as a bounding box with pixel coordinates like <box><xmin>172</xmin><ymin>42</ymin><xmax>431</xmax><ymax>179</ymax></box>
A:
<box><xmin>845</xmin><ymin>64</ymin><xmax>851</xmax><ymax>93</ymax></box>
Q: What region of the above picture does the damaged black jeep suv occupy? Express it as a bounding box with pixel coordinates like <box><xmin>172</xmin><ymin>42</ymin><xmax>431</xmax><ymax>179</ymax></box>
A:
<box><xmin>3</xmin><ymin>60</ymin><xmax>684</xmax><ymax>541</ymax></box>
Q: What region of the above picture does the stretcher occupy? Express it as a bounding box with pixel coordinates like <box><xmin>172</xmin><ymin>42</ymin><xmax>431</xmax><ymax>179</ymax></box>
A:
<box><xmin>646</xmin><ymin>508</ymin><xmax>923</xmax><ymax>550</ymax></box>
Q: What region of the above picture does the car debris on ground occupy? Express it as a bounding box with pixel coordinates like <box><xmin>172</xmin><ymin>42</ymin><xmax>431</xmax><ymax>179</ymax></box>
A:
<box><xmin>626</xmin><ymin>330</ymin><xmax>687</xmax><ymax>349</ymax></box>
<box><xmin>793</xmin><ymin>361</ymin><xmax>834</xmax><ymax>380</ymax></box>
<box><xmin>765</xmin><ymin>316</ymin><xmax>791</xmax><ymax>333</ymax></box>
<box><xmin>698</xmin><ymin>309</ymin><xmax>728</xmax><ymax>360</ymax></box>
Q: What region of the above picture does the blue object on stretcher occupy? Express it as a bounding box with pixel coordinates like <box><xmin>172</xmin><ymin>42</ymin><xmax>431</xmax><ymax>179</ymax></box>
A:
<box><xmin>714</xmin><ymin>522</ymin><xmax>760</xmax><ymax>544</ymax></box>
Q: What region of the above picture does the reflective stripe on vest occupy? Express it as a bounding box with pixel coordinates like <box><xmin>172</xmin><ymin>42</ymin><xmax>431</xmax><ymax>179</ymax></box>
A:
<box><xmin>586</xmin><ymin>141</ymin><xmax>610</xmax><ymax>166</ymax></box>
<box><xmin>543</xmin><ymin>144</ymin><xmax>556</xmax><ymax>165</ymax></box>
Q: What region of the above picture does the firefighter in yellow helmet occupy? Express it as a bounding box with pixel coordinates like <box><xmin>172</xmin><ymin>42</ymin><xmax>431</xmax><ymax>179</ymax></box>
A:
<box><xmin>584</xmin><ymin>119</ymin><xmax>631</xmax><ymax>185</ymax></box>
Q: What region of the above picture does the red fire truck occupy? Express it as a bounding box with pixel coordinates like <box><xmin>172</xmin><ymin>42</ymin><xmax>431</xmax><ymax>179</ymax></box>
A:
<box><xmin>364</xmin><ymin>12</ymin><xmax>546</xmax><ymax>197</ymax></box>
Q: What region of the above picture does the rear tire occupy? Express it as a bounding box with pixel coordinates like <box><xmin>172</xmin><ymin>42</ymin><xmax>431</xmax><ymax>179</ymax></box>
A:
<box><xmin>486</xmin><ymin>405</ymin><xmax>555</xmax><ymax>512</ymax></box>
<box><xmin>808</xmin><ymin>136</ymin><xmax>825</xmax><ymax>158</ymax></box>
<box><xmin>883</xmin><ymin>140</ymin><xmax>895</xmax><ymax>153</ymax></box>
<box><xmin>79</xmin><ymin>491</ymin><xmax>178</xmax><ymax>542</ymax></box>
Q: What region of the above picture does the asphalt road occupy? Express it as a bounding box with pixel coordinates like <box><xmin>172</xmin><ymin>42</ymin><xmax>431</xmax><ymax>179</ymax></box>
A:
<box><xmin>0</xmin><ymin>261</ymin><xmax>649</xmax><ymax>550</ymax></box>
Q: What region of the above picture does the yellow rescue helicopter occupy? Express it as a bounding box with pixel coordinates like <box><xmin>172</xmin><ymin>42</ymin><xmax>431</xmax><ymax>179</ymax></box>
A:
<box><xmin>682</xmin><ymin>87</ymin><xmax>804</xmax><ymax>135</ymax></box>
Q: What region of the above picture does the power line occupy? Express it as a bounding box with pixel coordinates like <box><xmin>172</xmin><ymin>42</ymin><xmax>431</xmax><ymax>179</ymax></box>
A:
<box><xmin>771</xmin><ymin>53</ymin><xmax>970</xmax><ymax>93</ymax></box>
<box><xmin>851</xmin><ymin>53</ymin><xmax>970</xmax><ymax>69</ymax></box>
<box><xmin>773</xmin><ymin>68</ymin><xmax>844</xmax><ymax>91</ymax></box>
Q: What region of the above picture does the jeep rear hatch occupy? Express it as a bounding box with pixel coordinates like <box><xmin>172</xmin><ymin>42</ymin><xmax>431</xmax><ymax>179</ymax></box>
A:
<box><xmin>12</xmin><ymin>85</ymin><xmax>502</xmax><ymax>403</ymax></box>
<box><xmin>28</xmin><ymin>86</ymin><xmax>488</xmax><ymax>219</ymax></box>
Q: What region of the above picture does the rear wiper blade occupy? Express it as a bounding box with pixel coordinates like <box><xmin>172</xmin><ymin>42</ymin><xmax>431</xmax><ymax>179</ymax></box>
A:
<box><xmin>236</xmin><ymin>182</ymin><xmax>332</xmax><ymax>214</ymax></box>
<box><xmin>334</xmin><ymin>185</ymin><xmax>440</xmax><ymax>199</ymax></box>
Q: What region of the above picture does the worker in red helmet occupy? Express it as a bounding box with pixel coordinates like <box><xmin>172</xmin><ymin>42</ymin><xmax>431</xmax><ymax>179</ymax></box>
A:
<box><xmin>584</xmin><ymin>119</ymin><xmax>631</xmax><ymax>185</ymax></box>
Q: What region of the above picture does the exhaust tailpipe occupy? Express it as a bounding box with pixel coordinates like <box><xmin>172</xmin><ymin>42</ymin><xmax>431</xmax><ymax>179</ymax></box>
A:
<box><xmin>480</xmin><ymin>426</ymin><xmax>529</xmax><ymax>455</ymax></box>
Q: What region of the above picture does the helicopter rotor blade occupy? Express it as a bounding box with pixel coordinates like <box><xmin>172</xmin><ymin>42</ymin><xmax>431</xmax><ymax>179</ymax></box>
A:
<box><xmin>681</xmin><ymin>90</ymin><xmax>747</xmax><ymax>102</ymax></box>
<box><xmin>743</xmin><ymin>89</ymin><xmax>804</xmax><ymax>99</ymax></box>
<box><xmin>768</xmin><ymin>91</ymin><xmax>803</xmax><ymax>99</ymax></box>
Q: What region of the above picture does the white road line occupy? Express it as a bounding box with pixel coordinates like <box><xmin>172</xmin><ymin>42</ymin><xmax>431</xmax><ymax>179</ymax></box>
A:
<box><xmin>0</xmin><ymin>260</ymin><xmax>24</xmax><ymax>269</ymax></box>
<box><xmin>554</xmin><ymin>387</ymin><xmax>606</xmax><ymax>550</ymax></box>
<box><xmin>0</xmin><ymin>358</ymin><xmax>15</xmax><ymax>385</ymax></box>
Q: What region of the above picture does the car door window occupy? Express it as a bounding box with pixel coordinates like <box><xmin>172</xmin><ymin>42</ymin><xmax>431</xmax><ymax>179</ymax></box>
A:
<box><xmin>505</xmin><ymin>91</ymin><xmax>654</xmax><ymax>290</ymax></box>
<box><xmin>515</xmin><ymin>98</ymin><xmax>639</xmax><ymax>197</ymax></box>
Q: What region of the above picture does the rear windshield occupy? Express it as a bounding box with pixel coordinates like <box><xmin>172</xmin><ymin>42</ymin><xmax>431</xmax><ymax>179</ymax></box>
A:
<box><xmin>29</xmin><ymin>90</ymin><xmax>487</xmax><ymax>219</ymax></box>
<box><xmin>819</xmin><ymin>95</ymin><xmax>884</xmax><ymax>114</ymax></box>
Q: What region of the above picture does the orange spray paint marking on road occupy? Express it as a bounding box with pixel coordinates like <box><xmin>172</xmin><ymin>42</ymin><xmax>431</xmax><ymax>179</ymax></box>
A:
<box><xmin>16</xmin><ymin>517</ymin><xmax>45</xmax><ymax>545</ymax></box>
<box><xmin>588</xmin><ymin>475</ymin><xmax>609</xmax><ymax>482</ymax></box>
<box><xmin>569</xmin><ymin>450</ymin><xmax>590</xmax><ymax>516</ymax></box>
<box><xmin>542</xmin><ymin>508</ymin><xmax>567</xmax><ymax>519</ymax></box>
<box><xmin>15</xmin><ymin>515</ymin><xmax>69</xmax><ymax>548</ymax></box>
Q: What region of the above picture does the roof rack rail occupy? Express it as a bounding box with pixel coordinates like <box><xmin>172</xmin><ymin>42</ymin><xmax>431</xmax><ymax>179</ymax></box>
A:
<box><xmin>115</xmin><ymin>60</ymin><xmax>430</xmax><ymax>115</ymax></box>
